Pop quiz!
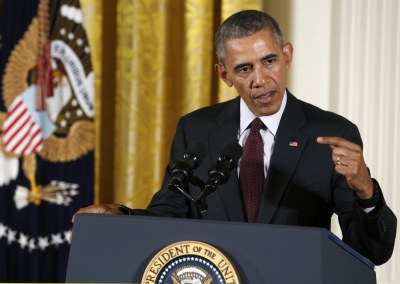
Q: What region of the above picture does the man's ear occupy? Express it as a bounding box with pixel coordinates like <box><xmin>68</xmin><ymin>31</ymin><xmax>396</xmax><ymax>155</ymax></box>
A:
<box><xmin>214</xmin><ymin>64</ymin><xmax>233</xmax><ymax>87</ymax></box>
<box><xmin>283</xmin><ymin>43</ymin><xmax>293</xmax><ymax>70</ymax></box>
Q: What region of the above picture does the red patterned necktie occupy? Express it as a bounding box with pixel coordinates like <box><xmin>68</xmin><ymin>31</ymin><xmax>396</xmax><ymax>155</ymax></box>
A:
<box><xmin>240</xmin><ymin>118</ymin><xmax>264</xmax><ymax>223</ymax></box>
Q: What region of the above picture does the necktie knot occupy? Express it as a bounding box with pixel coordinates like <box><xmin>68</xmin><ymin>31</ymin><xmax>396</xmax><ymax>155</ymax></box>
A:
<box><xmin>250</xmin><ymin>118</ymin><xmax>264</xmax><ymax>133</ymax></box>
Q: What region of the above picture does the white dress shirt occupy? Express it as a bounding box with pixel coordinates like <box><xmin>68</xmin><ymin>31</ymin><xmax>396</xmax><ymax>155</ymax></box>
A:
<box><xmin>237</xmin><ymin>91</ymin><xmax>287</xmax><ymax>177</ymax></box>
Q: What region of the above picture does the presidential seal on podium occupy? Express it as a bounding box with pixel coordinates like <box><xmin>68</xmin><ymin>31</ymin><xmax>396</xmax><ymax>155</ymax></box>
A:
<box><xmin>142</xmin><ymin>240</ymin><xmax>240</xmax><ymax>284</ymax></box>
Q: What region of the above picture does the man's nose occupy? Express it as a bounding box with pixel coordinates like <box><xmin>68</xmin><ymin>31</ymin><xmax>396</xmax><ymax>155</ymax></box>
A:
<box><xmin>252</xmin><ymin>67</ymin><xmax>269</xmax><ymax>88</ymax></box>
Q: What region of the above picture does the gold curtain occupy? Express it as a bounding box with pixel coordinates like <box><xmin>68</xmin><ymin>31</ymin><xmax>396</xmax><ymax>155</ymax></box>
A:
<box><xmin>81</xmin><ymin>0</ymin><xmax>262</xmax><ymax>208</ymax></box>
<box><xmin>79</xmin><ymin>0</ymin><xmax>103</xmax><ymax>203</ymax></box>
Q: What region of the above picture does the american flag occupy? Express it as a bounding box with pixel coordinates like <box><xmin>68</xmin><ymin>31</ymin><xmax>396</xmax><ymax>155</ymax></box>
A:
<box><xmin>0</xmin><ymin>0</ymin><xmax>94</xmax><ymax>281</ymax></box>
<box><xmin>289</xmin><ymin>141</ymin><xmax>298</xmax><ymax>147</ymax></box>
<box><xmin>2</xmin><ymin>96</ymin><xmax>44</xmax><ymax>155</ymax></box>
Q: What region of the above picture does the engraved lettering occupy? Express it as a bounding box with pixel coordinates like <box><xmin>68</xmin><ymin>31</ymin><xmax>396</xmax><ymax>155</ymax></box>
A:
<box><xmin>218</xmin><ymin>259</ymin><xmax>232</xmax><ymax>276</ymax></box>
<box><xmin>145</xmin><ymin>274</ymin><xmax>155</xmax><ymax>283</ymax></box>
<box><xmin>161</xmin><ymin>252</ymin><xmax>171</xmax><ymax>263</ymax></box>
<box><xmin>193</xmin><ymin>246</ymin><xmax>202</xmax><ymax>253</ymax></box>
<box><xmin>204</xmin><ymin>248</ymin><xmax>216</xmax><ymax>259</ymax></box>
<box><xmin>175</xmin><ymin>245</ymin><xmax>184</xmax><ymax>256</ymax></box>
<box><xmin>149</xmin><ymin>266</ymin><xmax>159</xmax><ymax>275</ymax></box>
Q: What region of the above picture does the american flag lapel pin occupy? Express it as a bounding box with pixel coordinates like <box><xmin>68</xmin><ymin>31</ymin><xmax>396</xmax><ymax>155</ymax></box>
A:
<box><xmin>289</xmin><ymin>141</ymin><xmax>298</xmax><ymax>147</ymax></box>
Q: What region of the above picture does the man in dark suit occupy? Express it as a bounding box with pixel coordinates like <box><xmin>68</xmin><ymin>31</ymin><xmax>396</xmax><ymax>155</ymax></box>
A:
<box><xmin>73</xmin><ymin>10</ymin><xmax>396</xmax><ymax>265</ymax></box>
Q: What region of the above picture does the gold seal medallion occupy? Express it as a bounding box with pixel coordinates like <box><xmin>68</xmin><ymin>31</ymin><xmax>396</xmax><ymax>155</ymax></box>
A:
<box><xmin>142</xmin><ymin>240</ymin><xmax>240</xmax><ymax>284</ymax></box>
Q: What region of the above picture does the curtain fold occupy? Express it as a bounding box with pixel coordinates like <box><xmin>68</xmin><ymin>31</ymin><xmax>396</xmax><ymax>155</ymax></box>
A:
<box><xmin>79</xmin><ymin>0</ymin><xmax>103</xmax><ymax>203</ymax></box>
<box><xmin>182</xmin><ymin>0</ymin><xmax>214</xmax><ymax>114</ymax></box>
<box><xmin>115</xmin><ymin>0</ymin><xmax>168</xmax><ymax>208</ymax></box>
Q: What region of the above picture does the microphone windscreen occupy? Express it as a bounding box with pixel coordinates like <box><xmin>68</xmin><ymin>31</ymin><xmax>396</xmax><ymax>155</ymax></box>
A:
<box><xmin>220</xmin><ymin>142</ymin><xmax>243</xmax><ymax>164</ymax></box>
<box><xmin>184</xmin><ymin>142</ymin><xmax>207</xmax><ymax>165</ymax></box>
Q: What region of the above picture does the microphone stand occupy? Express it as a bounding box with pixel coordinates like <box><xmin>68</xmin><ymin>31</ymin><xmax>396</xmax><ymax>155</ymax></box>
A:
<box><xmin>191</xmin><ymin>176</ymin><xmax>208</xmax><ymax>214</ymax></box>
<box><xmin>168</xmin><ymin>142</ymin><xmax>242</xmax><ymax>219</ymax></box>
<box><xmin>168</xmin><ymin>176</ymin><xmax>207</xmax><ymax>219</ymax></box>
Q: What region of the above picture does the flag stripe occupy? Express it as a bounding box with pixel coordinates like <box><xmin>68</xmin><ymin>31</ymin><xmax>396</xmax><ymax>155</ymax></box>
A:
<box><xmin>2</xmin><ymin>95</ymin><xmax>45</xmax><ymax>155</ymax></box>
<box><xmin>2</xmin><ymin>99</ymin><xmax>24</xmax><ymax>129</ymax></box>
<box><xmin>3</xmin><ymin>114</ymin><xmax>31</xmax><ymax>145</ymax></box>
<box><xmin>2</xmin><ymin>104</ymin><xmax>28</xmax><ymax>136</ymax></box>
<box><xmin>28</xmin><ymin>134</ymin><xmax>44</xmax><ymax>153</ymax></box>
<box><xmin>6</xmin><ymin>119</ymin><xmax>34</xmax><ymax>152</ymax></box>
<box><xmin>13</xmin><ymin>121</ymin><xmax>39</xmax><ymax>154</ymax></box>
<box><xmin>21</xmin><ymin>128</ymin><xmax>43</xmax><ymax>154</ymax></box>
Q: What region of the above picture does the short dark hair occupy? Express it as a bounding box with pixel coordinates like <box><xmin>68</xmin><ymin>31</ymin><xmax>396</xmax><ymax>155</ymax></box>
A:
<box><xmin>215</xmin><ymin>10</ymin><xmax>284</xmax><ymax>64</ymax></box>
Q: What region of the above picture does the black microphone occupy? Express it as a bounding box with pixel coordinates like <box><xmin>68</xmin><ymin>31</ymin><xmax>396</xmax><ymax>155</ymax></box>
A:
<box><xmin>168</xmin><ymin>142</ymin><xmax>207</xmax><ymax>197</ymax></box>
<box><xmin>196</xmin><ymin>142</ymin><xmax>243</xmax><ymax>202</ymax></box>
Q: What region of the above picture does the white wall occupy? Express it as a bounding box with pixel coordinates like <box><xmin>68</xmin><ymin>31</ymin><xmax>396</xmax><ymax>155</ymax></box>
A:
<box><xmin>289</xmin><ymin>0</ymin><xmax>332</xmax><ymax>110</ymax></box>
<box><xmin>265</xmin><ymin>0</ymin><xmax>399</xmax><ymax>282</ymax></box>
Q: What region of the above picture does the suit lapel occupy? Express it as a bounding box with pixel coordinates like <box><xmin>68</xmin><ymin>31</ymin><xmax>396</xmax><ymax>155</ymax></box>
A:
<box><xmin>257</xmin><ymin>92</ymin><xmax>309</xmax><ymax>223</ymax></box>
<box><xmin>208</xmin><ymin>97</ymin><xmax>246</xmax><ymax>222</ymax></box>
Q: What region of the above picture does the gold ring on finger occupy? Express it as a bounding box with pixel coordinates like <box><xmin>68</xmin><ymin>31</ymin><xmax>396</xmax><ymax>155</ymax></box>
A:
<box><xmin>336</xmin><ymin>156</ymin><xmax>342</xmax><ymax>165</ymax></box>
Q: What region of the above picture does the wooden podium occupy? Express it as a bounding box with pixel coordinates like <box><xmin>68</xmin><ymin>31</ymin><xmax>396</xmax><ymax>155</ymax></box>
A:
<box><xmin>66</xmin><ymin>214</ymin><xmax>375</xmax><ymax>283</ymax></box>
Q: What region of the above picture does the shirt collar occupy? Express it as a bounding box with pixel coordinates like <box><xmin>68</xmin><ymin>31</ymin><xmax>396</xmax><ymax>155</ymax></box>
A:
<box><xmin>239</xmin><ymin>90</ymin><xmax>287</xmax><ymax>136</ymax></box>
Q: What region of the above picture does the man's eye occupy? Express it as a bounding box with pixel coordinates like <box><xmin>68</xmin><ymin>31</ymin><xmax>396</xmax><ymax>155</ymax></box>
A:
<box><xmin>265</xmin><ymin>59</ymin><xmax>275</xmax><ymax>64</ymax></box>
<box><xmin>239</xmin><ymin>67</ymin><xmax>251</xmax><ymax>72</ymax></box>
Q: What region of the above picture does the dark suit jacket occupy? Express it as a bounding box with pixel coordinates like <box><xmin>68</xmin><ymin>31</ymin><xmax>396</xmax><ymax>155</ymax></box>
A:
<box><xmin>132</xmin><ymin>91</ymin><xmax>396</xmax><ymax>265</ymax></box>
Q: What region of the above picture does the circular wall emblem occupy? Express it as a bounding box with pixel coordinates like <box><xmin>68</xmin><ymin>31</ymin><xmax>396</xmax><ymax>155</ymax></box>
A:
<box><xmin>142</xmin><ymin>240</ymin><xmax>240</xmax><ymax>284</ymax></box>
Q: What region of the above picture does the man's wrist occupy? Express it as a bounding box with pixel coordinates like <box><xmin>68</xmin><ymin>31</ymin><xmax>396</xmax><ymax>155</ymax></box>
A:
<box><xmin>355</xmin><ymin>179</ymin><xmax>381</xmax><ymax>208</ymax></box>
<box><xmin>115</xmin><ymin>204</ymin><xmax>132</xmax><ymax>215</ymax></box>
<box><xmin>355</xmin><ymin>178</ymin><xmax>375</xmax><ymax>199</ymax></box>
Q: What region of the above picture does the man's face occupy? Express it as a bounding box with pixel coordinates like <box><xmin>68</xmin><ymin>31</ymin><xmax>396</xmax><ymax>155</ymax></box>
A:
<box><xmin>215</xmin><ymin>29</ymin><xmax>293</xmax><ymax>117</ymax></box>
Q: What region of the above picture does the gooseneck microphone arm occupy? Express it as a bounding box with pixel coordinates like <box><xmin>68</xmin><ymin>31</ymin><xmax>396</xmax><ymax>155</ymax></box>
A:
<box><xmin>196</xmin><ymin>143</ymin><xmax>243</xmax><ymax>212</ymax></box>
<box><xmin>168</xmin><ymin>142</ymin><xmax>207</xmax><ymax>218</ymax></box>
